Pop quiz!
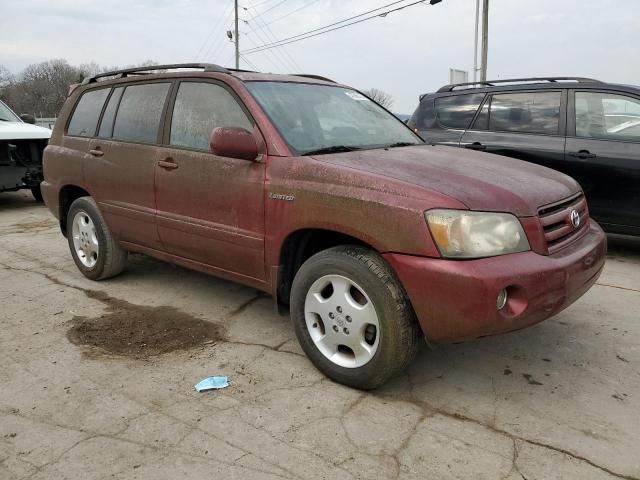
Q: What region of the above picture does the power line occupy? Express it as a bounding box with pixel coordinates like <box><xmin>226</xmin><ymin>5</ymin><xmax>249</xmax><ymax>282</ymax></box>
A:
<box><xmin>242</xmin><ymin>0</ymin><xmax>436</xmax><ymax>55</ymax></box>
<box><xmin>200</xmin><ymin>5</ymin><xmax>235</xmax><ymax>61</ymax></box>
<box><xmin>242</xmin><ymin>0</ymin><xmax>413</xmax><ymax>54</ymax></box>
<box><xmin>242</xmin><ymin>29</ymin><xmax>289</xmax><ymax>71</ymax></box>
<box><xmin>195</xmin><ymin>1</ymin><xmax>234</xmax><ymax>61</ymax></box>
<box><xmin>253</xmin><ymin>0</ymin><xmax>288</xmax><ymax>16</ymax></box>
<box><xmin>245</xmin><ymin>0</ymin><xmax>320</xmax><ymax>33</ymax></box>
<box><xmin>244</xmin><ymin>6</ymin><xmax>302</xmax><ymax>70</ymax></box>
<box><xmin>242</xmin><ymin>2</ymin><xmax>301</xmax><ymax>71</ymax></box>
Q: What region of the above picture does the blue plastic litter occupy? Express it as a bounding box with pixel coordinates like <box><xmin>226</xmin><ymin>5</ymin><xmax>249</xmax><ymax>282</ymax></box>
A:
<box><xmin>194</xmin><ymin>376</ymin><xmax>229</xmax><ymax>392</ymax></box>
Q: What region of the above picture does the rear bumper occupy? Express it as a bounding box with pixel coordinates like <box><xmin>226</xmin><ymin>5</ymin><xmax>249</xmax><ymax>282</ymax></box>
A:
<box><xmin>40</xmin><ymin>180</ymin><xmax>60</xmax><ymax>219</ymax></box>
<box><xmin>384</xmin><ymin>221</ymin><xmax>607</xmax><ymax>343</ymax></box>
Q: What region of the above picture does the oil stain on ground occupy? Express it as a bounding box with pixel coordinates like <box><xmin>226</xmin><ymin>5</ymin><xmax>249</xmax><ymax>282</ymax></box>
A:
<box><xmin>67</xmin><ymin>290</ymin><xmax>225</xmax><ymax>358</ymax></box>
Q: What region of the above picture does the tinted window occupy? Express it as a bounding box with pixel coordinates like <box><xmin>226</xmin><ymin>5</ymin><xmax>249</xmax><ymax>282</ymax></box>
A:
<box><xmin>97</xmin><ymin>87</ymin><xmax>124</xmax><ymax>138</ymax></box>
<box><xmin>489</xmin><ymin>92</ymin><xmax>561</xmax><ymax>135</ymax></box>
<box><xmin>435</xmin><ymin>93</ymin><xmax>484</xmax><ymax>129</ymax></box>
<box><xmin>112</xmin><ymin>83</ymin><xmax>170</xmax><ymax>144</ymax></box>
<box><xmin>575</xmin><ymin>91</ymin><xmax>640</xmax><ymax>142</ymax></box>
<box><xmin>411</xmin><ymin>98</ymin><xmax>437</xmax><ymax>130</ymax></box>
<box><xmin>67</xmin><ymin>88</ymin><xmax>110</xmax><ymax>137</ymax></box>
<box><xmin>170</xmin><ymin>82</ymin><xmax>252</xmax><ymax>151</ymax></box>
<box><xmin>472</xmin><ymin>100</ymin><xmax>489</xmax><ymax>130</ymax></box>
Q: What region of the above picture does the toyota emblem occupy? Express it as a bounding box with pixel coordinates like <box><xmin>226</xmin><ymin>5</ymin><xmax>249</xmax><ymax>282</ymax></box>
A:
<box><xmin>570</xmin><ymin>210</ymin><xmax>581</xmax><ymax>229</ymax></box>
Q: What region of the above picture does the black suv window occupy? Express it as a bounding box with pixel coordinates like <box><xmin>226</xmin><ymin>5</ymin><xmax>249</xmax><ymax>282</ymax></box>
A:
<box><xmin>435</xmin><ymin>93</ymin><xmax>484</xmax><ymax>129</ymax></box>
<box><xmin>170</xmin><ymin>82</ymin><xmax>252</xmax><ymax>151</ymax></box>
<box><xmin>67</xmin><ymin>88</ymin><xmax>110</xmax><ymax>137</ymax></box>
<box><xmin>575</xmin><ymin>91</ymin><xmax>640</xmax><ymax>142</ymax></box>
<box><xmin>112</xmin><ymin>83</ymin><xmax>171</xmax><ymax>144</ymax></box>
<box><xmin>488</xmin><ymin>92</ymin><xmax>561</xmax><ymax>135</ymax></box>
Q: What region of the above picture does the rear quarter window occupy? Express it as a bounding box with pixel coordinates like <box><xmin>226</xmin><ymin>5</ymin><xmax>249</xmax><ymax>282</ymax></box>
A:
<box><xmin>435</xmin><ymin>93</ymin><xmax>485</xmax><ymax>129</ymax></box>
<box><xmin>67</xmin><ymin>88</ymin><xmax>110</xmax><ymax>137</ymax></box>
<box><xmin>112</xmin><ymin>83</ymin><xmax>171</xmax><ymax>144</ymax></box>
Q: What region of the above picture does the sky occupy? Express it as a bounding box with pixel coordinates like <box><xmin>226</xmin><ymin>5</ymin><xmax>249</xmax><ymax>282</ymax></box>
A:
<box><xmin>2</xmin><ymin>0</ymin><xmax>640</xmax><ymax>113</ymax></box>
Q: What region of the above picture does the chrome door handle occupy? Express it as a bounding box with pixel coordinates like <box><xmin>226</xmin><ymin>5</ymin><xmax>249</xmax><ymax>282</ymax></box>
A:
<box><xmin>89</xmin><ymin>147</ymin><xmax>104</xmax><ymax>157</ymax></box>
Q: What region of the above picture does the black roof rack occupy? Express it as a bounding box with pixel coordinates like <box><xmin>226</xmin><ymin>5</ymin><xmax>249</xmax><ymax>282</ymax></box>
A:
<box><xmin>81</xmin><ymin>63</ymin><xmax>232</xmax><ymax>85</ymax></box>
<box><xmin>436</xmin><ymin>76</ymin><xmax>603</xmax><ymax>93</ymax></box>
<box><xmin>290</xmin><ymin>74</ymin><xmax>336</xmax><ymax>83</ymax></box>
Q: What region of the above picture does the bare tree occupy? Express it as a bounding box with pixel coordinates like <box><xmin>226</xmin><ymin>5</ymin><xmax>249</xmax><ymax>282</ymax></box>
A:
<box><xmin>1</xmin><ymin>59</ymin><xmax>160</xmax><ymax>117</ymax></box>
<box><xmin>0</xmin><ymin>65</ymin><xmax>13</xmax><ymax>89</ymax></box>
<box><xmin>362</xmin><ymin>88</ymin><xmax>394</xmax><ymax>109</ymax></box>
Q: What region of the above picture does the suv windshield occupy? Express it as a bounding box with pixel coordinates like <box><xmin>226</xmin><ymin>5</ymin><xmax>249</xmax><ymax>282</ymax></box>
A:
<box><xmin>246</xmin><ymin>81</ymin><xmax>422</xmax><ymax>155</ymax></box>
<box><xmin>0</xmin><ymin>101</ymin><xmax>20</xmax><ymax>122</ymax></box>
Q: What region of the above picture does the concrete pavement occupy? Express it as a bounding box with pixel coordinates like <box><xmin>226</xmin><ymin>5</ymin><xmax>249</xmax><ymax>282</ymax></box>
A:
<box><xmin>1</xmin><ymin>190</ymin><xmax>638</xmax><ymax>480</ymax></box>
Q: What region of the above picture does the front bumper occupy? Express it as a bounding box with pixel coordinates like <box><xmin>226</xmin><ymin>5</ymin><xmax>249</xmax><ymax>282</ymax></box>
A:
<box><xmin>384</xmin><ymin>221</ymin><xmax>607</xmax><ymax>343</ymax></box>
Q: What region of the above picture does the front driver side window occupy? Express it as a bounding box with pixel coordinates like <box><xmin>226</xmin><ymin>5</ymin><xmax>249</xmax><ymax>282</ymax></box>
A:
<box><xmin>170</xmin><ymin>82</ymin><xmax>253</xmax><ymax>151</ymax></box>
<box><xmin>575</xmin><ymin>91</ymin><xmax>640</xmax><ymax>142</ymax></box>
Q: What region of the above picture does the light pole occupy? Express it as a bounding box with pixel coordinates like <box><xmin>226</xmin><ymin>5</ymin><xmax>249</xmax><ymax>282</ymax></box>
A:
<box><xmin>480</xmin><ymin>0</ymin><xmax>489</xmax><ymax>81</ymax></box>
<box><xmin>234</xmin><ymin>0</ymin><xmax>240</xmax><ymax>69</ymax></box>
<box><xmin>473</xmin><ymin>0</ymin><xmax>480</xmax><ymax>82</ymax></box>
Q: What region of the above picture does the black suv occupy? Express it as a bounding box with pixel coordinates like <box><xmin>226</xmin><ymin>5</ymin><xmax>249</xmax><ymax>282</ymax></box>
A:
<box><xmin>408</xmin><ymin>77</ymin><xmax>640</xmax><ymax>236</ymax></box>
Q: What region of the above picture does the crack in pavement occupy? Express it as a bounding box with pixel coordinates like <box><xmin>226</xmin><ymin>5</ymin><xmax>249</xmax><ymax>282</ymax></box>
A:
<box><xmin>2</xmin><ymin>250</ymin><xmax>638</xmax><ymax>479</ymax></box>
<box><xmin>379</xmin><ymin>393</ymin><xmax>639</xmax><ymax>480</ymax></box>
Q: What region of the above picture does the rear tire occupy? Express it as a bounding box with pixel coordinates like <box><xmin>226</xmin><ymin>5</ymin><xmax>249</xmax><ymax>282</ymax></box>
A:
<box><xmin>290</xmin><ymin>245</ymin><xmax>422</xmax><ymax>390</ymax></box>
<box><xmin>66</xmin><ymin>196</ymin><xmax>127</xmax><ymax>280</ymax></box>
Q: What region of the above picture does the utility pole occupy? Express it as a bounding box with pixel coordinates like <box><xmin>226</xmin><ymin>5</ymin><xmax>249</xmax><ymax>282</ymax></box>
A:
<box><xmin>480</xmin><ymin>0</ymin><xmax>489</xmax><ymax>81</ymax></box>
<box><xmin>473</xmin><ymin>0</ymin><xmax>480</xmax><ymax>82</ymax></box>
<box><xmin>234</xmin><ymin>0</ymin><xmax>240</xmax><ymax>69</ymax></box>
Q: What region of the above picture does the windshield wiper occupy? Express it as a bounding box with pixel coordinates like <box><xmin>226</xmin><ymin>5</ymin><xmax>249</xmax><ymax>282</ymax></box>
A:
<box><xmin>302</xmin><ymin>145</ymin><xmax>362</xmax><ymax>156</ymax></box>
<box><xmin>384</xmin><ymin>142</ymin><xmax>418</xmax><ymax>148</ymax></box>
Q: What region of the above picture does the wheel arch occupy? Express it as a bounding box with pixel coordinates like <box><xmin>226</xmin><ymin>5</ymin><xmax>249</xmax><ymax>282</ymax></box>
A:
<box><xmin>58</xmin><ymin>185</ymin><xmax>91</xmax><ymax>236</ymax></box>
<box><xmin>275</xmin><ymin>228</ymin><xmax>378</xmax><ymax>309</ymax></box>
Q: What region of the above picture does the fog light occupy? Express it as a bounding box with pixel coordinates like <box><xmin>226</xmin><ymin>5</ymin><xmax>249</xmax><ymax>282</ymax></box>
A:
<box><xmin>497</xmin><ymin>289</ymin><xmax>508</xmax><ymax>310</ymax></box>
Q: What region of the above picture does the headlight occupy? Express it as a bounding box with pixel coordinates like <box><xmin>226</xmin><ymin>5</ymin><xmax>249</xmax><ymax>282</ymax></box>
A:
<box><xmin>425</xmin><ymin>209</ymin><xmax>530</xmax><ymax>258</ymax></box>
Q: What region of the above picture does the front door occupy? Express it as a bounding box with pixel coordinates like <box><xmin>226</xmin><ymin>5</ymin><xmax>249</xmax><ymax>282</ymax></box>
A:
<box><xmin>154</xmin><ymin>80</ymin><xmax>266</xmax><ymax>281</ymax></box>
<box><xmin>566</xmin><ymin>90</ymin><xmax>640</xmax><ymax>233</ymax></box>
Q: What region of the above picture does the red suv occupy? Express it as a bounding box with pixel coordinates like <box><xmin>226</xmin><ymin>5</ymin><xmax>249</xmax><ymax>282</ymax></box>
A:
<box><xmin>42</xmin><ymin>64</ymin><xmax>606</xmax><ymax>389</ymax></box>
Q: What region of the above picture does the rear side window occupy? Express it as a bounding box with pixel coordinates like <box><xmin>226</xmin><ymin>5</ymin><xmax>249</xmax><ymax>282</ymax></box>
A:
<box><xmin>169</xmin><ymin>82</ymin><xmax>252</xmax><ymax>151</ymax></box>
<box><xmin>112</xmin><ymin>83</ymin><xmax>170</xmax><ymax>144</ymax></box>
<box><xmin>575</xmin><ymin>91</ymin><xmax>640</xmax><ymax>141</ymax></box>
<box><xmin>97</xmin><ymin>87</ymin><xmax>124</xmax><ymax>138</ymax></box>
<box><xmin>435</xmin><ymin>93</ymin><xmax>484</xmax><ymax>129</ymax></box>
<box><xmin>410</xmin><ymin>98</ymin><xmax>436</xmax><ymax>130</ymax></box>
<box><xmin>67</xmin><ymin>88</ymin><xmax>110</xmax><ymax>137</ymax></box>
<box><xmin>489</xmin><ymin>92</ymin><xmax>561</xmax><ymax>135</ymax></box>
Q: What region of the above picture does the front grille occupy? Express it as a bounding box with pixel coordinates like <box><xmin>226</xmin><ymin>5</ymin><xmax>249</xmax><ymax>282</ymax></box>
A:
<box><xmin>538</xmin><ymin>193</ymin><xmax>589</xmax><ymax>254</ymax></box>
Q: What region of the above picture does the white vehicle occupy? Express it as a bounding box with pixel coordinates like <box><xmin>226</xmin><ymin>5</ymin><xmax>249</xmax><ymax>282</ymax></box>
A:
<box><xmin>0</xmin><ymin>100</ymin><xmax>51</xmax><ymax>201</ymax></box>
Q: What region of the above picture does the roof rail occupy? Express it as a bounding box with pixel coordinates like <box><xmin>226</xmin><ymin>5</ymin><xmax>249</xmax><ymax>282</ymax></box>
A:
<box><xmin>436</xmin><ymin>76</ymin><xmax>603</xmax><ymax>93</ymax></box>
<box><xmin>81</xmin><ymin>63</ymin><xmax>231</xmax><ymax>85</ymax></box>
<box><xmin>291</xmin><ymin>74</ymin><xmax>336</xmax><ymax>83</ymax></box>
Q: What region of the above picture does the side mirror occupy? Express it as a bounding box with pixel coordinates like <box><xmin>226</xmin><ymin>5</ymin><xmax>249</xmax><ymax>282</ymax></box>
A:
<box><xmin>20</xmin><ymin>114</ymin><xmax>36</xmax><ymax>125</ymax></box>
<box><xmin>209</xmin><ymin>127</ymin><xmax>258</xmax><ymax>161</ymax></box>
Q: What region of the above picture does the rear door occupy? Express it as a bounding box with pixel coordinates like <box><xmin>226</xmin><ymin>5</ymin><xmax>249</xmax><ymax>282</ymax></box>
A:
<box><xmin>84</xmin><ymin>81</ymin><xmax>172</xmax><ymax>249</ymax></box>
<box><xmin>460</xmin><ymin>90</ymin><xmax>567</xmax><ymax>171</ymax></box>
<box><xmin>566</xmin><ymin>89</ymin><xmax>640</xmax><ymax>232</ymax></box>
<box><xmin>154</xmin><ymin>79</ymin><xmax>266</xmax><ymax>280</ymax></box>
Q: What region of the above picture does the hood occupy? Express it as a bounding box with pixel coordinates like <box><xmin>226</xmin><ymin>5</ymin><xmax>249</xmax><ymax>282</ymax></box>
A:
<box><xmin>0</xmin><ymin>121</ymin><xmax>52</xmax><ymax>140</ymax></box>
<box><xmin>310</xmin><ymin>145</ymin><xmax>581</xmax><ymax>217</ymax></box>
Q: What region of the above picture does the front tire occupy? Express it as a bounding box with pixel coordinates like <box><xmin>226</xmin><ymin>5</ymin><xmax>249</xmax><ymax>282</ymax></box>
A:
<box><xmin>66</xmin><ymin>196</ymin><xmax>127</xmax><ymax>280</ymax></box>
<box><xmin>290</xmin><ymin>246</ymin><xmax>422</xmax><ymax>390</ymax></box>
